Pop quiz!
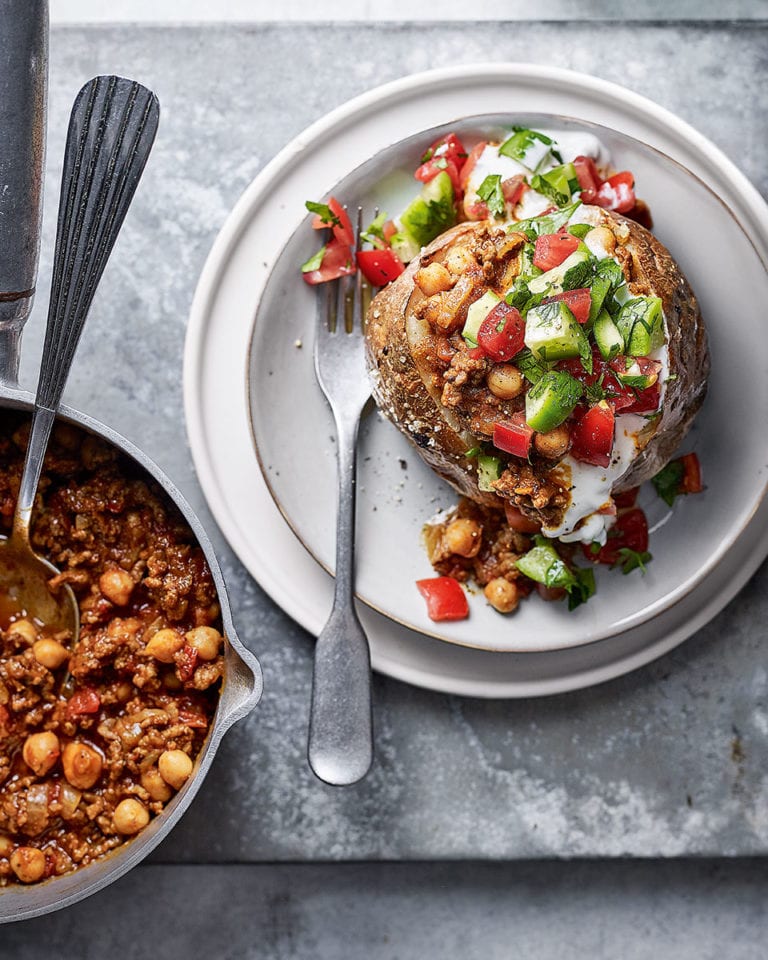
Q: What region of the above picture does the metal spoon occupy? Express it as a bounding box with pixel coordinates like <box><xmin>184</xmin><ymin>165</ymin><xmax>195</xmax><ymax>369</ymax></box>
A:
<box><xmin>0</xmin><ymin>75</ymin><xmax>159</xmax><ymax>642</ymax></box>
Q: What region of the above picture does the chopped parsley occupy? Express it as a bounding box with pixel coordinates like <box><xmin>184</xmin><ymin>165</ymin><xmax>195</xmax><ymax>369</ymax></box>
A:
<box><xmin>652</xmin><ymin>460</ymin><xmax>685</xmax><ymax>507</ymax></box>
<box><xmin>477</xmin><ymin>174</ymin><xmax>506</xmax><ymax>218</ymax></box>
<box><xmin>305</xmin><ymin>201</ymin><xmax>340</xmax><ymax>227</ymax></box>
<box><xmin>613</xmin><ymin>548</ymin><xmax>653</xmax><ymax>575</ymax></box>
<box><xmin>300</xmin><ymin>246</ymin><xmax>326</xmax><ymax>273</ymax></box>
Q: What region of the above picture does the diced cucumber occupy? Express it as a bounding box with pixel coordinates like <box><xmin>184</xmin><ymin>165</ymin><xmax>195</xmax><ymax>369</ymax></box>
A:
<box><xmin>527</xmin><ymin>247</ymin><xmax>591</xmax><ymax>295</ymax></box>
<box><xmin>462</xmin><ymin>291</ymin><xmax>501</xmax><ymax>346</ymax></box>
<box><xmin>525</xmin><ymin>370</ymin><xmax>582</xmax><ymax>433</ymax></box>
<box><xmin>389</xmin><ymin>231</ymin><xmax>421</xmax><ymax>264</ymax></box>
<box><xmin>477</xmin><ymin>454</ymin><xmax>503</xmax><ymax>492</ymax></box>
<box><xmin>613</xmin><ymin>358</ymin><xmax>657</xmax><ymax>390</ymax></box>
<box><xmin>524</xmin><ymin>300</ymin><xmax>589</xmax><ymax>362</ymax></box>
<box><xmin>498</xmin><ymin>128</ymin><xmax>554</xmax><ymax>172</ymax></box>
<box><xmin>615</xmin><ymin>296</ymin><xmax>664</xmax><ymax>356</ymax></box>
<box><xmin>515</xmin><ymin>539</ymin><xmax>562</xmax><ymax>583</ymax></box>
<box><xmin>593</xmin><ymin>309</ymin><xmax>624</xmax><ymax>361</ymax></box>
<box><xmin>400</xmin><ymin>171</ymin><xmax>456</xmax><ymax>248</ymax></box>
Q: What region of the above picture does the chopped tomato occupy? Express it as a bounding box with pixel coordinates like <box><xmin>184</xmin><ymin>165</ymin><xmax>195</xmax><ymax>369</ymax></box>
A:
<box><xmin>570</xmin><ymin>401</ymin><xmax>615</xmax><ymax>467</ymax></box>
<box><xmin>595</xmin><ymin>172</ymin><xmax>636</xmax><ymax>214</ymax></box>
<box><xmin>178</xmin><ymin>707</ymin><xmax>208</xmax><ymax>729</ymax></box>
<box><xmin>573</xmin><ymin>155</ymin><xmax>602</xmax><ymax>202</ymax></box>
<box><xmin>613</xmin><ymin>486</ymin><xmax>639</xmax><ymax>509</ymax></box>
<box><xmin>65</xmin><ymin>687</ymin><xmax>101</xmax><ymax>720</ymax></box>
<box><xmin>415</xmin><ymin>157</ymin><xmax>462</xmax><ymax>195</ymax></box>
<box><xmin>459</xmin><ymin>141</ymin><xmax>487</xmax><ymax>191</ymax></box>
<box><xmin>382</xmin><ymin>219</ymin><xmax>398</xmax><ymax>243</ymax></box>
<box><xmin>533</xmin><ymin>233</ymin><xmax>580</xmax><ymax>271</ymax></box>
<box><xmin>466</xmin><ymin>200</ymin><xmax>490</xmax><ymax>221</ymax></box>
<box><xmin>502</xmin><ymin>175</ymin><xmax>527</xmax><ymax>206</ymax></box>
<box><xmin>585</xmin><ymin>508</ymin><xmax>649</xmax><ymax>565</ymax></box>
<box><xmin>543</xmin><ymin>288</ymin><xmax>591</xmax><ymax>325</ymax></box>
<box><xmin>302</xmin><ymin>237</ymin><xmax>357</xmax><ymax>285</ymax></box>
<box><xmin>423</xmin><ymin>132</ymin><xmax>468</xmax><ymax>169</ymax></box>
<box><xmin>493</xmin><ymin>414</ymin><xmax>534</xmax><ymax>459</ymax></box>
<box><xmin>609</xmin><ymin>356</ymin><xmax>662</xmax><ymax>389</ymax></box>
<box><xmin>356</xmin><ymin>248</ymin><xmax>405</xmax><ymax>286</ymax></box>
<box><xmin>311</xmin><ymin>197</ymin><xmax>354</xmax><ymax>247</ymax></box>
<box><xmin>477</xmin><ymin>303</ymin><xmax>526</xmax><ymax>362</ymax></box>
<box><xmin>504</xmin><ymin>502</ymin><xmax>541</xmax><ymax>534</ymax></box>
<box><xmin>416</xmin><ymin>577</ymin><xmax>469</xmax><ymax>622</ymax></box>
<box><xmin>679</xmin><ymin>452</ymin><xmax>703</xmax><ymax>494</ymax></box>
<box><xmin>176</xmin><ymin>644</ymin><xmax>199</xmax><ymax>683</ymax></box>
<box><xmin>467</xmin><ymin>346</ymin><xmax>485</xmax><ymax>360</ymax></box>
<box><xmin>622</xmin><ymin>380</ymin><xmax>661</xmax><ymax>414</ymax></box>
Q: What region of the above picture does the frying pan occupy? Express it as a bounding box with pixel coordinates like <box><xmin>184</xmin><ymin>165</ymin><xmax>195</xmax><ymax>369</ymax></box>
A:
<box><xmin>0</xmin><ymin>1</ymin><xmax>262</xmax><ymax>922</ymax></box>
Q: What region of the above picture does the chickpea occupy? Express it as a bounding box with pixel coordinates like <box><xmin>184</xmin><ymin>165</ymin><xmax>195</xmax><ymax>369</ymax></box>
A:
<box><xmin>484</xmin><ymin>578</ymin><xmax>520</xmax><ymax>614</ymax></box>
<box><xmin>141</xmin><ymin>767</ymin><xmax>172</xmax><ymax>803</ymax></box>
<box><xmin>158</xmin><ymin>749</ymin><xmax>193</xmax><ymax>791</ymax></box>
<box><xmin>62</xmin><ymin>740</ymin><xmax>103</xmax><ymax>790</ymax></box>
<box><xmin>585</xmin><ymin>225</ymin><xmax>616</xmax><ymax>257</ymax></box>
<box><xmin>113</xmin><ymin>798</ymin><xmax>150</xmax><ymax>835</ymax></box>
<box><xmin>185</xmin><ymin>626</ymin><xmax>222</xmax><ymax>662</ymax></box>
<box><xmin>22</xmin><ymin>731</ymin><xmax>61</xmax><ymax>776</ymax></box>
<box><xmin>534</xmin><ymin>424</ymin><xmax>571</xmax><ymax>460</ymax></box>
<box><xmin>99</xmin><ymin>567</ymin><xmax>135</xmax><ymax>607</ymax></box>
<box><xmin>144</xmin><ymin>628</ymin><xmax>185</xmax><ymax>664</ymax></box>
<box><xmin>9</xmin><ymin>619</ymin><xmax>38</xmax><ymax>645</ymax></box>
<box><xmin>0</xmin><ymin>835</ymin><xmax>14</xmax><ymax>858</ymax></box>
<box><xmin>115</xmin><ymin>681</ymin><xmax>134</xmax><ymax>703</ymax></box>
<box><xmin>442</xmin><ymin>518</ymin><xmax>483</xmax><ymax>558</ymax></box>
<box><xmin>32</xmin><ymin>638</ymin><xmax>69</xmax><ymax>670</ymax></box>
<box><xmin>486</xmin><ymin>364</ymin><xmax>525</xmax><ymax>400</ymax></box>
<box><xmin>10</xmin><ymin>846</ymin><xmax>46</xmax><ymax>883</ymax></box>
<box><xmin>414</xmin><ymin>262</ymin><xmax>454</xmax><ymax>296</ymax></box>
<box><xmin>442</xmin><ymin>244</ymin><xmax>476</xmax><ymax>275</ymax></box>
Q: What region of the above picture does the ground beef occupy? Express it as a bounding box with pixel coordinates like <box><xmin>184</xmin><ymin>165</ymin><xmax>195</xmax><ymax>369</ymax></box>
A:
<box><xmin>0</xmin><ymin>414</ymin><xmax>223</xmax><ymax>885</ymax></box>
<box><xmin>493</xmin><ymin>461</ymin><xmax>569</xmax><ymax>526</ymax></box>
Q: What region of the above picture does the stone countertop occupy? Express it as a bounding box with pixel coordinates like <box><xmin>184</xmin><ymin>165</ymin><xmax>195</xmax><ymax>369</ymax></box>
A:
<box><xmin>14</xmin><ymin>21</ymin><xmax>768</xmax><ymax>861</ymax></box>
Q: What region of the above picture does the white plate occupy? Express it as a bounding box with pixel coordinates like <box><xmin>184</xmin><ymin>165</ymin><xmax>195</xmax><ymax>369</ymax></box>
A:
<box><xmin>247</xmin><ymin>113</ymin><xmax>768</xmax><ymax>652</ymax></box>
<box><xmin>185</xmin><ymin>64</ymin><xmax>768</xmax><ymax>695</ymax></box>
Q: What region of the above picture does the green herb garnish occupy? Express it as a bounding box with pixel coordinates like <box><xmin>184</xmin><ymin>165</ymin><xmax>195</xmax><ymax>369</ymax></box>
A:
<box><xmin>300</xmin><ymin>246</ymin><xmax>326</xmax><ymax>273</ymax></box>
<box><xmin>477</xmin><ymin>174</ymin><xmax>506</xmax><ymax>218</ymax></box>
<box><xmin>614</xmin><ymin>548</ymin><xmax>653</xmax><ymax>575</ymax></box>
<box><xmin>305</xmin><ymin>201</ymin><xmax>340</xmax><ymax>227</ymax></box>
<box><xmin>652</xmin><ymin>460</ymin><xmax>685</xmax><ymax>507</ymax></box>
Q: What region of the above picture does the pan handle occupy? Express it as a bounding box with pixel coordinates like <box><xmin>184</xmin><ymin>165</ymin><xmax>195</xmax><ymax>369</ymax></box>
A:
<box><xmin>218</xmin><ymin>626</ymin><xmax>263</xmax><ymax>733</ymax></box>
<box><xmin>0</xmin><ymin>0</ymin><xmax>48</xmax><ymax>387</ymax></box>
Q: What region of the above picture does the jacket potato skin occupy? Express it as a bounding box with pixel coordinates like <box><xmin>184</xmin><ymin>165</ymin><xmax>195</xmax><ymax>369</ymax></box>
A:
<box><xmin>365</xmin><ymin>209</ymin><xmax>708</xmax><ymax>511</ymax></box>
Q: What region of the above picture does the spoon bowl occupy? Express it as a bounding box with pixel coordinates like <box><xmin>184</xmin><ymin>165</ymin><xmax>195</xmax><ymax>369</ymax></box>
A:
<box><xmin>0</xmin><ymin>536</ymin><xmax>79</xmax><ymax>637</ymax></box>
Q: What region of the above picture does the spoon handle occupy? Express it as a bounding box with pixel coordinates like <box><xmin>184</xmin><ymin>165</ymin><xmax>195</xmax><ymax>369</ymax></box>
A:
<box><xmin>15</xmin><ymin>76</ymin><xmax>159</xmax><ymax>539</ymax></box>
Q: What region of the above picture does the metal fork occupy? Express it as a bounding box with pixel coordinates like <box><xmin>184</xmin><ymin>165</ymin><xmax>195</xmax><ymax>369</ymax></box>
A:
<box><xmin>308</xmin><ymin>208</ymin><xmax>374</xmax><ymax>786</ymax></box>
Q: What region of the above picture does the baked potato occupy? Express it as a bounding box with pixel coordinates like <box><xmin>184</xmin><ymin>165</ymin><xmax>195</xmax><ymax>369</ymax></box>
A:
<box><xmin>365</xmin><ymin>203</ymin><xmax>709</xmax><ymax>543</ymax></box>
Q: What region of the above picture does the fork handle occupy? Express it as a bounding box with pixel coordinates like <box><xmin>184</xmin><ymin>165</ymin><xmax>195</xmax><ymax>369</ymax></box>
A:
<box><xmin>308</xmin><ymin>412</ymin><xmax>373</xmax><ymax>786</ymax></box>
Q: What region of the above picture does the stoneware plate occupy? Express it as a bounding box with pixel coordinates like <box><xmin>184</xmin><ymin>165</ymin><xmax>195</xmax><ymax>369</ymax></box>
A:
<box><xmin>185</xmin><ymin>65</ymin><xmax>768</xmax><ymax>690</ymax></box>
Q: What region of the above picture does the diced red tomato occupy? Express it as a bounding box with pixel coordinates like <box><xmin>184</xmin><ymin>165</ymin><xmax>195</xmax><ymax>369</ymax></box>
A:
<box><xmin>622</xmin><ymin>380</ymin><xmax>661</xmax><ymax>414</ymax></box>
<box><xmin>504</xmin><ymin>502</ymin><xmax>542</xmax><ymax>534</ymax></box>
<box><xmin>613</xmin><ymin>486</ymin><xmax>639</xmax><ymax>509</ymax></box>
<box><xmin>65</xmin><ymin>687</ymin><xmax>101</xmax><ymax>720</ymax></box>
<box><xmin>356</xmin><ymin>248</ymin><xmax>405</xmax><ymax>286</ymax></box>
<box><xmin>533</xmin><ymin>233</ymin><xmax>581</xmax><ymax>271</ymax></box>
<box><xmin>178</xmin><ymin>707</ymin><xmax>209</xmax><ymax>729</ymax></box>
<box><xmin>423</xmin><ymin>132</ymin><xmax>468</xmax><ymax>169</ymax></box>
<box><xmin>596</xmin><ymin>172</ymin><xmax>636</xmax><ymax>214</ymax></box>
<box><xmin>466</xmin><ymin>201</ymin><xmax>490</xmax><ymax>221</ymax></box>
<box><xmin>176</xmin><ymin>644</ymin><xmax>199</xmax><ymax>683</ymax></box>
<box><xmin>678</xmin><ymin>452</ymin><xmax>703</xmax><ymax>494</ymax></box>
<box><xmin>311</xmin><ymin>197</ymin><xmax>354</xmax><ymax>247</ymax></box>
<box><xmin>573</xmin><ymin>155</ymin><xmax>602</xmax><ymax>203</ymax></box>
<box><xmin>543</xmin><ymin>288</ymin><xmax>591</xmax><ymax>325</ymax></box>
<box><xmin>382</xmin><ymin>220</ymin><xmax>397</xmax><ymax>243</ymax></box>
<box><xmin>302</xmin><ymin>237</ymin><xmax>357</xmax><ymax>285</ymax></box>
<box><xmin>416</xmin><ymin>577</ymin><xmax>469</xmax><ymax>622</ymax></box>
<box><xmin>609</xmin><ymin>356</ymin><xmax>662</xmax><ymax>388</ymax></box>
<box><xmin>493</xmin><ymin>414</ymin><xmax>534</xmax><ymax>459</ymax></box>
<box><xmin>477</xmin><ymin>303</ymin><xmax>526</xmax><ymax>362</ymax></box>
<box><xmin>570</xmin><ymin>401</ymin><xmax>615</xmax><ymax>467</ymax></box>
<box><xmin>467</xmin><ymin>346</ymin><xmax>485</xmax><ymax>360</ymax></box>
<box><xmin>584</xmin><ymin>508</ymin><xmax>649</xmax><ymax>565</ymax></box>
<box><xmin>459</xmin><ymin>141</ymin><xmax>487</xmax><ymax>191</ymax></box>
<box><xmin>502</xmin><ymin>175</ymin><xmax>527</xmax><ymax>206</ymax></box>
<box><xmin>415</xmin><ymin>157</ymin><xmax>462</xmax><ymax>195</ymax></box>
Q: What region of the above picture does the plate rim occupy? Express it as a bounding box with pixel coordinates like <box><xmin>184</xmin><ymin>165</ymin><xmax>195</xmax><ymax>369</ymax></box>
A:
<box><xmin>184</xmin><ymin>62</ymin><xmax>768</xmax><ymax>695</ymax></box>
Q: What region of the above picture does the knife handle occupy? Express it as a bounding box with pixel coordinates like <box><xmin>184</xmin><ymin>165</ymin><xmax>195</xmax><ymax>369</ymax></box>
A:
<box><xmin>0</xmin><ymin>0</ymin><xmax>48</xmax><ymax>386</ymax></box>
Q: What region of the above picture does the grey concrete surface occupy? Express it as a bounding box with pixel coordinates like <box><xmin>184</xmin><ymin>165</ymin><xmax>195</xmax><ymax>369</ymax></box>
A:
<box><xmin>6</xmin><ymin>22</ymin><xmax>768</xmax><ymax>870</ymax></box>
<box><xmin>7</xmin><ymin>861</ymin><xmax>768</xmax><ymax>958</ymax></box>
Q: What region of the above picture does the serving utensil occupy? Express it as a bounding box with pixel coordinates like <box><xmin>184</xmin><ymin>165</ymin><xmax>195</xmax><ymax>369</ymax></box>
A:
<box><xmin>0</xmin><ymin>75</ymin><xmax>159</xmax><ymax>643</ymax></box>
<box><xmin>308</xmin><ymin>208</ymin><xmax>373</xmax><ymax>786</ymax></box>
